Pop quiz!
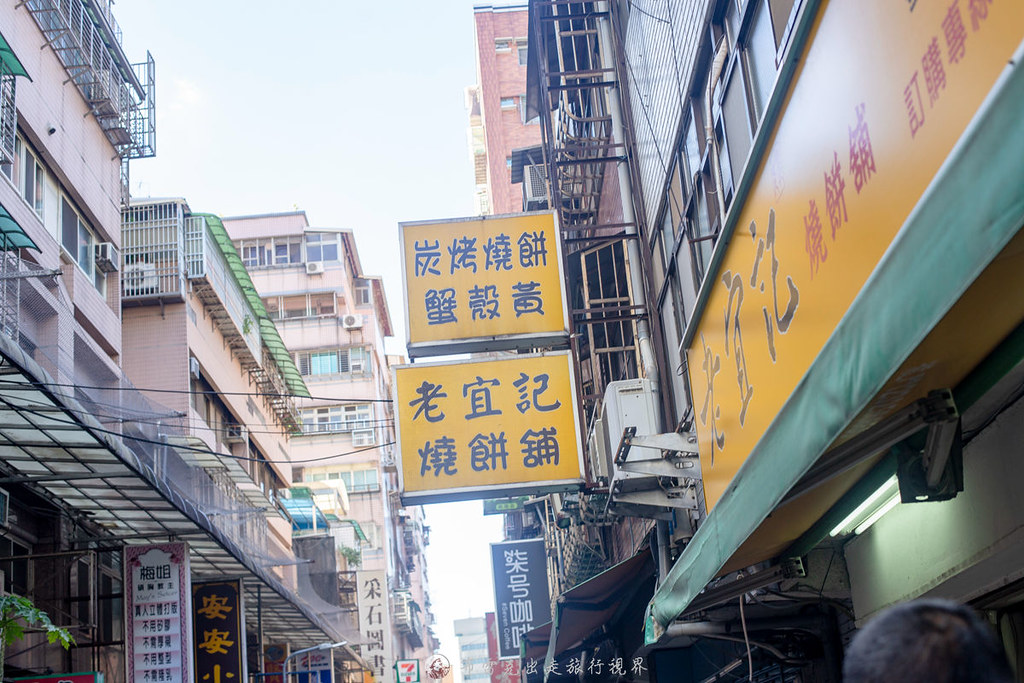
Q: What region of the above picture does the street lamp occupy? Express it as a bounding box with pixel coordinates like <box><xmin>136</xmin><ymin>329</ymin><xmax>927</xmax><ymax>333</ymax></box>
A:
<box><xmin>283</xmin><ymin>640</ymin><xmax>348</xmax><ymax>683</ymax></box>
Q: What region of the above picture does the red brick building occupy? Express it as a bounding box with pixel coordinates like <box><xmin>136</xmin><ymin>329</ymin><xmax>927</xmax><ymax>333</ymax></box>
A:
<box><xmin>468</xmin><ymin>4</ymin><xmax>542</xmax><ymax>215</ymax></box>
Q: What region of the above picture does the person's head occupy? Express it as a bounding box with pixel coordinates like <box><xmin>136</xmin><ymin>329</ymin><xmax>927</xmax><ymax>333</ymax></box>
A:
<box><xmin>843</xmin><ymin>599</ymin><xmax>1013</xmax><ymax>683</ymax></box>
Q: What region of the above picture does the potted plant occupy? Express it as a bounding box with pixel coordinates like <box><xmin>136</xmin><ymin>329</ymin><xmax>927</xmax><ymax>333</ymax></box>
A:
<box><xmin>0</xmin><ymin>594</ymin><xmax>74</xmax><ymax>681</ymax></box>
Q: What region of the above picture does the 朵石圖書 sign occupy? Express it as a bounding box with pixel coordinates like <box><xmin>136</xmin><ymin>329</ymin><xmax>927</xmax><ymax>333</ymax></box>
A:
<box><xmin>395</xmin><ymin>352</ymin><xmax>583</xmax><ymax>504</ymax></box>
<box><xmin>399</xmin><ymin>212</ymin><xmax>568</xmax><ymax>357</ymax></box>
<box><xmin>491</xmin><ymin>539</ymin><xmax>550</xmax><ymax>658</ymax></box>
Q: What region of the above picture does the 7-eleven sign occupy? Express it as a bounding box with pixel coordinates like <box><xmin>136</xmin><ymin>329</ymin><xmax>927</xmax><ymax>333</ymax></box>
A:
<box><xmin>396</xmin><ymin>660</ymin><xmax>420</xmax><ymax>683</ymax></box>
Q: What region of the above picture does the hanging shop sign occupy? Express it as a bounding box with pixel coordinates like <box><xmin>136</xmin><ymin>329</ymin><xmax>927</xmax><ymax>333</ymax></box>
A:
<box><xmin>192</xmin><ymin>579</ymin><xmax>246</xmax><ymax>683</ymax></box>
<box><xmin>356</xmin><ymin>570</ymin><xmax>393</xmax><ymax>682</ymax></box>
<box><xmin>685</xmin><ymin>0</ymin><xmax>1024</xmax><ymax>511</ymax></box>
<box><xmin>490</xmin><ymin>539</ymin><xmax>550</xmax><ymax>659</ymax></box>
<box><xmin>124</xmin><ymin>542</ymin><xmax>193</xmax><ymax>683</ymax></box>
<box><xmin>395</xmin><ymin>352</ymin><xmax>583</xmax><ymax>504</ymax></box>
<box><xmin>399</xmin><ymin>212</ymin><xmax>568</xmax><ymax>357</ymax></box>
<box><xmin>483</xmin><ymin>496</ymin><xmax>531</xmax><ymax>515</ymax></box>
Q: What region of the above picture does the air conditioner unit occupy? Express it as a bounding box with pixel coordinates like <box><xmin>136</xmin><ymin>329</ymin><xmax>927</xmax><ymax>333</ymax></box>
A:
<box><xmin>224</xmin><ymin>424</ymin><xmax>247</xmax><ymax>444</ymax></box>
<box><xmin>524</xmin><ymin>164</ymin><xmax>548</xmax><ymax>205</ymax></box>
<box><xmin>189</xmin><ymin>357</ymin><xmax>201</xmax><ymax>380</ymax></box>
<box><xmin>342</xmin><ymin>314</ymin><xmax>363</xmax><ymax>330</ymax></box>
<box><xmin>587</xmin><ymin>413</ymin><xmax>610</xmax><ymax>484</ymax></box>
<box><xmin>306</xmin><ymin>261</ymin><xmax>325</xmax><ymax>275</ymax></box>
<box><xmin>601</xmin><ymin>379</ymin><xmax>658</xmax><ymax>476</ymax></box>
<box><xmin>94</xmin><ymin>242</ymin><xmax>121</xmax><ymax>273</ymax></box>
<box><xmin>123</xmin><ymin>262</ymin><xmax>158</xmax><ymax>297</ymax></box>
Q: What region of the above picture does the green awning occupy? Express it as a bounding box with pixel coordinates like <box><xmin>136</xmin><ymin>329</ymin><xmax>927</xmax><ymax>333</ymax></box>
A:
<box><xmin>0</xmin><ymin>30</ymin><xmax>30</xmax><ymax>80</ymax></box>
<box><xmin>647</xmin><ymin>42</ymin><xmax>1024</xmax><ymax>642</ymax></box>
<box><xmin>195</xmin><ymin>214</ymin><xmax>309</xmax><ymax>398</ymax></box>
<box><xmin>0</xmin><ymin>203</ymin><xmax>40</xmax><ymax>251</ymax></box>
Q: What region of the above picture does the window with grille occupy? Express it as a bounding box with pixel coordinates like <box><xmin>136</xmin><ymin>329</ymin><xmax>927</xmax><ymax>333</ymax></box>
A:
<box><xmin>301</xmin><ymin>404</ymin><xmax>372</xmax><ymax>434</ymax></box>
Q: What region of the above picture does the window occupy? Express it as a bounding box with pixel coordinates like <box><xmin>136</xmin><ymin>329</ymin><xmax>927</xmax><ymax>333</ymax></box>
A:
<box><xmin>500</xmin><ymin>97</ymin><xmax>516</xmax><ymax>109</ymax></box>
<box><xmin>236</xmin><ymin>236</ymin><xmax>302</xmax><ymax>268</ymax></box>
<box><xmin>265</xmin><ymin>292</ymin><xmax>337</xmax><ymax>320</ymax></box>
<box><xmin>517</xmin><ymin>40</ymin><xmax>529</xmax><ymax>66</ymax></box>
<box><xmin>301</xmin><ymin>403</ymin><xmax>373</xmax><ymax>434</ymax></box>
<box><xmin>353</xmin><ymin>278</ymin><xmax>371</xmax><ymax>306</ymax></box>
<box><xmin>495</xmin><ymin>39</ymin><xmax>511</xmax><ymax>52</ymax></box>
<box><xmin>352</xmin><ymin>428</ymin><xmax>376</xmax><ymax>447</ymax></box>
<box><xmin>305</xmin><ymin>232</ymin><xmax>340</xmax><ymax>263</ymax></box>
<box><xmin>340</xmin><ymin>468</ymin><xmax>379</xmax><ymax>493</ymax></box>
<box><xmin>295</xmin><ymin>346</ymin><xmax>371</xmax><ymax>377</ymax></box>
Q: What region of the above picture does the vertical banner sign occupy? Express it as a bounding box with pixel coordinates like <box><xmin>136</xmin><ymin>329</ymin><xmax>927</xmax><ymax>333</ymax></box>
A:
<box><xmin>486</xmin><ymin>613</ymin><xmax>519</xmax><ymax>682</ymax></box>
<box><xmin>400</xmin><ymin>212</ymin><xmax>569</xmax><ymax>357</ymax></box>
<box><xmin>490</xmin><ymin>539</ymin><xmax>549</xmax><ymax>658</ymax></box>
<box><xmin>395</xmin><ymin>352</ymin><xmax>584</xmax><ymax>504</ymax></box>
<box><xmin>356</xmin><ymin>570</ymin><xmax>393</xmax><ymax>682</ymax></box>
<box><xmin>192</xmin><ymin>580</ymin><xmax>246</xmax><ymax>683</ymax></box>
<box><xmin>124</xmin><ymin>542</ymin><xmax>193</xmax><ymax>683</ymax></box>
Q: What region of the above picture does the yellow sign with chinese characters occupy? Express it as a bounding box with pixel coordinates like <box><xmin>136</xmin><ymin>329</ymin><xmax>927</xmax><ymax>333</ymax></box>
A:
<box><xmin>400</xmin><ymin>212</ymin><xmax>568</xmax><ymax>356</ymax></box>
<box><xmin>395</xmin><ymin>352</ymin><xmax>583</xmax><ymax>503</ymax></box>
<box><xmin>686</xmin><ymin>0</ymin><xmax>1024</xmax><ymax>510</ymax></box>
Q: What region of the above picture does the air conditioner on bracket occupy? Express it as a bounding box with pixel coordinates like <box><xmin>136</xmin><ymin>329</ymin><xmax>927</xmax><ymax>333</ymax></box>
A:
<box><xmin>95</xmin><ymin>242</ymin><xmax>121</xmax><ymax>273</ymax></box>
<box><xmin>342</xmin><ymin>314</ymin><xmax>363</xmax><ymax>330</ymax></box>
<box><xmin>306</xmin><ymin>261</ymin><xmax>325</xmax><ymax>275</ymax></box>
<box><xmin>123</xmin><ymin>262</ymin><xmax>158</xmax><ymax>296</ymax></box>
<box><xmin>524</xmin><ymin>164</ymin><xmax>548</xmax><ymax>205</ymax></box>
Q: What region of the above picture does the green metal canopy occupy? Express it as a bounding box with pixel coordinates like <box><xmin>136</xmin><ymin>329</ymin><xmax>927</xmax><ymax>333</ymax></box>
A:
<box><xmin>0</xmin><ymin>203</ymin><xmax>40</xmax><ymax>251</ymax></box>
<box><xmin>0</xmin><ymin>29</ymin><xmax>30</xmax><ymax>79</ymax></box>
<box><xmin>196</xmin><ymin>214</ymin><xmax>309</xmax><ymax>398</ymax></box>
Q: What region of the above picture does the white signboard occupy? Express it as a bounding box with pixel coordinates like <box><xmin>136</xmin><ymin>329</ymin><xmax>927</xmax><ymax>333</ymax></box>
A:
<box><xmin>356</xmin><ymin>570</ymin><xmax>393</xmax><ymax>682</ymax></box>
<box><xmin>125</xmin><ymin>542</ymin><xmax>193</xmax><ymax>683</ymax></box>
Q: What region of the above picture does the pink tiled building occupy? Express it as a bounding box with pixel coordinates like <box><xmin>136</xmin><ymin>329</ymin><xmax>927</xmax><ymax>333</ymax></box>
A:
<box><xmin>468</xmin><ymin>4</ymin><xmax>544</xmax><ymax>215</ymax></box>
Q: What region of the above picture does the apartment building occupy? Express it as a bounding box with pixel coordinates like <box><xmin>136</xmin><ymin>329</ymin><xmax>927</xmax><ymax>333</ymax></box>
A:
<box><xmin>0</xmin><ymin>3</ymin><xmax>367</xmax><ymax>681</ymax></box>
<box><xmin>224</xmin><ymin>211</ymin><xmax>438</xmax><ymax>680</ymax></box>
<box><xmin>468</xmin><ymin>4</ymin><xmax>544</xmax><ymax>215</ymax></box>
<box><xmin>512</xmin><ymin>0</ymin><xmax>1024</xmax><ymax>681</ymax></box>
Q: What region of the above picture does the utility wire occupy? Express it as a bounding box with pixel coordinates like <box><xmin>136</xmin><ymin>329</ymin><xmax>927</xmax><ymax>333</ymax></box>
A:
<box><xmin>0</xmin><ymin>381</ymin><xmax>397</xmax><ymax>438</ymax></box>
<box><xmin>0</xmin><ymin>377</ymin><xmax>395</xmax><ymax>404</ymax></box>
<box><xmin>1</xmin><ymin>398</ymin><xmax>395</xmax><ymax>466</ymax></box>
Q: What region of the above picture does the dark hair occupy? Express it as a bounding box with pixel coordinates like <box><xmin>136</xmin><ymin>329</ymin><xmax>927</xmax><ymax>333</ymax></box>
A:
<box><xmin>843</xmin><ymin>599</ymin><xmax>1013</xmax><ymax>683</ymax></box>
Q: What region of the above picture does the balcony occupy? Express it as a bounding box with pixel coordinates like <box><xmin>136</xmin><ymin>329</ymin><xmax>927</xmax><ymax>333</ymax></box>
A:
<box><xmin>392</xmin><ymin>590</ymin><xmax>424</xmax><ymax>649</ymax></box>
<box><xmin>122</xmin><ymin>200</ymin><xmax>261</xmax><ymax>363</ymax></box>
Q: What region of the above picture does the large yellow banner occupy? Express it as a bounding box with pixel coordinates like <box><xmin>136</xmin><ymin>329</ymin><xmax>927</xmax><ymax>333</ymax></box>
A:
<box><xmin>687</xmin><ymin>0</ymin><xmax>1023</xmax><ymax>510</ymax></box>
<box><xmin>395</xmin><ymin>353</ymin><xmax>583</xmax><ymax>503</ymax></box>
<box><xmin>400</xmin><ymin>213</ymin><xmax>568</xmax><ymax>354</ymax></box>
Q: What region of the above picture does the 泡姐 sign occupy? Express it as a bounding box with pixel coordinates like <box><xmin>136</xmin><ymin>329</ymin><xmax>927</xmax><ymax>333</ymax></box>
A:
<box><xmin>124</xmin><ymin>542</ymin><xmax>192</xmax><ymax>683</ymax></box>
<box><xmin>395</xmin><ymin>352</ymin><xmax>583</xmax><ymax>504</ymax></box>
<box><xmin>399</xmin><ymin>212</ymin><xmax>568</xmax><ymax>357</ymax></box>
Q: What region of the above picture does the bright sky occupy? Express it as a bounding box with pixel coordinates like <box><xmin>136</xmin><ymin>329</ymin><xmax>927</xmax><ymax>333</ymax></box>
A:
<box><xmin>115</xmin><ymin>0</ymin><xmax>504</xmax><ymax>668</ymax></box>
